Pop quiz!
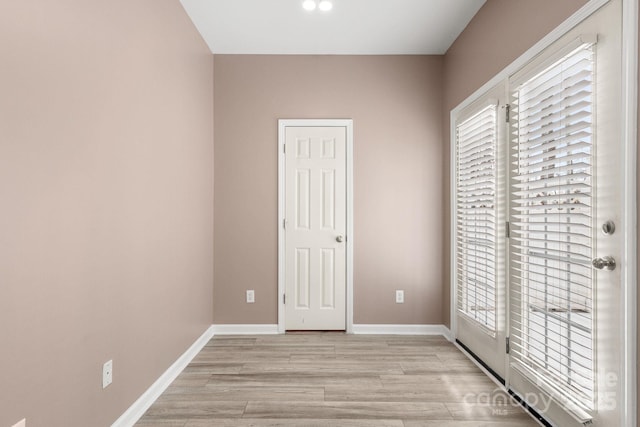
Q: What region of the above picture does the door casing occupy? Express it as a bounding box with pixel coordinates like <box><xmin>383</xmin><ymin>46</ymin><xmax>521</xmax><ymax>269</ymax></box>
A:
<box><xmin>278</xmin><ymin>119</ymin><xmax>354</xmax><ymax>333</ymax></box>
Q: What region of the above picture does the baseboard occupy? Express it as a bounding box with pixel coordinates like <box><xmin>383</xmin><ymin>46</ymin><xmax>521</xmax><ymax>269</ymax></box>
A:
<box><xmin>212</xmin><ymin>324</ymin><xmax>279</xmax><ymax>335</ymax></box>
<box><xmin>352</xmin><ymin>324</ymin><xmax>451</xmax><ymax>337</ymax></box>
<box><xmin>111</xmin><ymin>325</ymin><xmax>215</xmax><ymax>427</ymax></box>
<box><xmin>211</xmin><ymin>324</ymin><xmax>452</xmax><ymax>337</ymax></box>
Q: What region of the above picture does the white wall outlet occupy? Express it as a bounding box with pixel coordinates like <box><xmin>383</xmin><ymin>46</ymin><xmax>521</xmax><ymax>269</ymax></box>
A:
<box><xmin>11</xmin><ymin>419</ymin><xmax>26</xmax><ymax>427</ymax></box>
<box><xmin>395</xmin><ymin>290</ymin><xmax>404</xmax><ymax>304</ymax></box>
<box><xmin>246</xmin><ymin>290</ymin><xmax>255</xmax><ymax>303</ymax></box>
<box><xmin>102</xmin><ymin>360</ymin><xmax>113</xmax><ymax>389</ymax></box>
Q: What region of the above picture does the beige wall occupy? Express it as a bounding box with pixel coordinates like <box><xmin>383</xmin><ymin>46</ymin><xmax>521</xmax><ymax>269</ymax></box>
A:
<box><xmin>214</xmin><ymin>55</ymin><xmax>444</xmax><ymax>325</ymax></box>
<box><xmin>1</xmin><ymin>0</ymin><xmax>635</xmax><ymax>424</ymax></box>
<box><xmin>441</xmin><ymin>0</ymin><xmax>588</xmax><ymax>327</ymax></box>
<box><xmin>0</xmin><ymin>1</ymin><xmax>214</xmax><ymax>426</ymax></box>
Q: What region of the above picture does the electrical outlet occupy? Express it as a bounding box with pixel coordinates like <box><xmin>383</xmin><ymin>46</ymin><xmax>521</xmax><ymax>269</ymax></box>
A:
<box><xmin>103</xmin><ymin>360</ymin><xmax>113</xmax><ymax>389</ymax></box>
<box><xmin>11</xmin><ymin>419</ymin><xmax>26</xmax><ymax>427</ymax></box>
<box><xmin>246</xmin><ymin>290</ymin><xmax>255</xmax><ymax>303</ymax></box>
<box><xmin>395</xmin><ymin>290</ymin><xmax>404</xmax><ymax>304</ymax></box>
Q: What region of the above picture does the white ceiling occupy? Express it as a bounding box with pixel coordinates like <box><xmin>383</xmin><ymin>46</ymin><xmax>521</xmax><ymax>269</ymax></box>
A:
<box><xmin>179</xmin><ymin>0</ymin><xmax>486</xmax><ymax>55</ymax></box>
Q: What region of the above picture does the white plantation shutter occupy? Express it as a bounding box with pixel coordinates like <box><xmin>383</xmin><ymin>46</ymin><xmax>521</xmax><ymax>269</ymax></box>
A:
<box><xmin>509</xmin><ymin>42</ymin><xmax>595</xmax><ymax>416</ymax></box>
<box><xmin>456</xmin><ymin>104</ymin><xmax>498</xmax><ymax>333</ymax></box>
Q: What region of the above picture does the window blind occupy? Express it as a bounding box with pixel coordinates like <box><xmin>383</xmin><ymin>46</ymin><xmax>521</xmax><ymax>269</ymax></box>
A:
<box><xmin>510</xmin><ymin>43</ymin><xmax>595</xmax><ymax>415</ymax></box>
<box><xmin>456</xmin><ymin>104</ymin><xmax>498</xmax><ymax>333</ymax></box>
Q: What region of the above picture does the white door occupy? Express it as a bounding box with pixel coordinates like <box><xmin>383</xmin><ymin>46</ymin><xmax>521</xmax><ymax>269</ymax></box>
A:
<box><xmin>507</xmin><ymin>1</ymin><xmax>624</xmax><ymax>425</ymax></box>
<box><xmin>454</xmin><ymin>83</ymin><xmax>509</xmax><ymax>381</ymax></box>
<box><xmin>284</xmin><ymin>125</ymin><xmax>347</xmax><ymax>330</ymax></box>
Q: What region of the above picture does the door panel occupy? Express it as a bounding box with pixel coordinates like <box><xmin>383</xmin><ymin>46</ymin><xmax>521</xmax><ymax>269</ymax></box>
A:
<box><xmin>455</xmin><ymin>83</ymin><xmax>508</xmax><ymax>380</ymax></box>
<box><xmin>285</xmin><ymin>126</ymin><xmax>346</xmax><ymax>330</ymax></box>
<box><xmin>507</xmin><ymin>1</ymin><xmax>623</xmax><ymax>425</ymax></box>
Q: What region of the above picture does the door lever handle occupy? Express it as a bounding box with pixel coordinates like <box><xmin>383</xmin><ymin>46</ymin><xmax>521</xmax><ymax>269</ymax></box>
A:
<box><xmin>592</xmin><ymin>256</ymin><xmax>616</xmax><ymax>271</ymax></box>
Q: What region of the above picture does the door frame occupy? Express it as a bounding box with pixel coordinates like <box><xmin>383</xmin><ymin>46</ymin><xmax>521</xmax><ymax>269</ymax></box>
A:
<box><xmin>453</xmin><ymin>87</ymin><xmax>509</xmax><ymax>382</ymax></box>
<box><xmin>277</xmin><ymin>119</ymin><xmax>354</xmax><ymax>334</ymax></box>
<box><xmin>449</xmin><ymin>0</ymin><xmax>637</xmax><ymax>425</ymax></box>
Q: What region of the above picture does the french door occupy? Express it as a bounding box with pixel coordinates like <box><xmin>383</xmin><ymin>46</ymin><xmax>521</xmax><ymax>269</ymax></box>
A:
<box><xmin>508</xmin><ymin>1</ymin><xmax>622</xmax><ymax>425</ymax></box>
<box><xmin>454</xmin><ymin>0</ymin><xmax>625</xmax><ymax>425</ymax></box>
<box><xmin>454</xmin><ymin>83</ymin><xmax>508</xmax><ymax>380</ymax></box>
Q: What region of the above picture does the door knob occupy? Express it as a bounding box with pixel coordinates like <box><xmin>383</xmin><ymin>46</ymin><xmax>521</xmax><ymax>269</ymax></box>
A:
<box><xmin>336</xmin><ymin>235</ymin><xmax>344</xmax><ymax>243</ymax></box>
<box><xmin>592</xmin><ymin>256</ymin><xmax>616</xmax><ymax>271</ymax></box>
<box><xmin>601</xmin><ymin>220</ymin><xmax>616</xmax><ymax>235</ymax></box>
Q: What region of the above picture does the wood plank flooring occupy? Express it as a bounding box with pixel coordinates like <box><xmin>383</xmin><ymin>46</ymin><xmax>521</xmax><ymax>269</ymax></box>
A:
<box><xmin>135</xmin><ymin>333</ymin><xmax>539</xmax><ymax>427</ymax></box>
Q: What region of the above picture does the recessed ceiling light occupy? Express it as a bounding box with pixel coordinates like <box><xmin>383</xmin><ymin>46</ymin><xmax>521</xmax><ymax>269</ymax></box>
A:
<box><xmin>302</xmin><ymin>0</ymin><xmax>317</xmax><ymax>11</ymax></box>
<box><xmin>318</xmin><ymin>0</ymin><xmax>333</xmax><ymax>11</ymax></box>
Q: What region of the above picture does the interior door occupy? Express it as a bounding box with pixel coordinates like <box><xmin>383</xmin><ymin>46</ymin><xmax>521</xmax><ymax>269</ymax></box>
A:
<box><xmin>454</xmin><ymin>83</ymin><xmax>508</xmax><ymax>381</ymax></box>
<box><xmin>284</xmin><ymin>126</ymin><xmax>346</xmax><ymax>330</ymax></box>
<box><xmin>507</xmin><ymin>1</ymin><xmax>623</xmax><ymax>425</ymax></box>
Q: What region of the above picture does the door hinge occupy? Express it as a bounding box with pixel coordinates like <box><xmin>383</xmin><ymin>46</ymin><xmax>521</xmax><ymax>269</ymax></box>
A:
<box><xmin>505</xmin><ymin>104</ymin><xmax>510</xmax><ymax>123</ymax></box>
<box><xmin>506</xmin><ymin>336</ymin><xmax>510</xmax><ymax>354</ymax></box>
<box><xmin>283</xmin><ymin>294</ymin><xmax>286</xmax><ymax>304</ymax></box>
<box><xmin>283</xmin><ymin>218</ymin><xmax>288</xmax><ymax>230</ymax></box>
<box><xmin>283</xmin><ymin>143</ymin><xmax>286</xmax><ymax>154</ymax></box>
<box><xmin>505</xmin><ymin>221</ymin><xmax>510</xmax><ymax>238</ymax></box>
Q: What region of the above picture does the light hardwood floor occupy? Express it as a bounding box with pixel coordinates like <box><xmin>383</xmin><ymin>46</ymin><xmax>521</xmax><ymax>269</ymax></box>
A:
<box><xmin>136</xmin><ymin>333</ymin><xmax>539</xmax><ymax>427</ymax></box>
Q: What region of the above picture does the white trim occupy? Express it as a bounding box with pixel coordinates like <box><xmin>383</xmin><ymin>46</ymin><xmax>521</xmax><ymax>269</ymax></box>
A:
<box><xmin>352</xmin><ymin>324</ymin><xmax>451</xmax><ymax>337</ymax></box>
<box><xmin>441</xmin><ymin>325</ymin><xmax>454</xmax><ymax>342</ymax></box>
<box><xmin>277</xmin><ymin>119</ymin><xmax>354</xmax><ymax>334</ymax></box>
<box><xmin>346</xmin><ymin>121</ymin><xmax>354</xmax><ymax>334</ymax></box>
<box><xmin>278</xmin><ymin>120</ymin><xmax>286</xmax><ymax>334</ymax></box>
<box><xmin>111</xmin><ymin>325</ymin><xmax>215</xmax><ymax>427</ymax></box>
<box><xmin>450</xmin><ymin>108</ymin><xmax>458</xmax><ymax>342</ymax></box>
<box><xmin>211</xmin><ymin>324</ymin><xmax>279</xmax><ymax>335</ymax></box>
<box><xmin>621</xmin><ymin>1</ymin><xmax>638</xmax><ymax>426</ymax></box>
